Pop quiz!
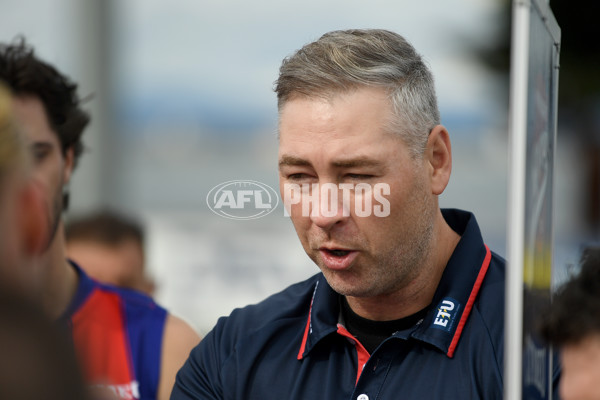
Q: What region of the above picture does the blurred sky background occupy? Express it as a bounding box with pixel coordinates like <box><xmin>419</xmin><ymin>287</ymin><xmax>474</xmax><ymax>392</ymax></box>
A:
<box><xmin>0</xmin><ymin>0</ymin><xmax>591</xmax><ymax>334</ymax></box>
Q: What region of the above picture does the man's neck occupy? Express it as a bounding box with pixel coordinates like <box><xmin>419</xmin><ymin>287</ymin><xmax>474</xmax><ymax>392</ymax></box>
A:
<box><xmin>38</xmin><ymin>221</ymin><xmax>79</xmax><ymax>319</ymax></box>
<box><xmin>346</xmin><ymin>209</ymin><xmax>461</xmax><ymax>321</ymax></box>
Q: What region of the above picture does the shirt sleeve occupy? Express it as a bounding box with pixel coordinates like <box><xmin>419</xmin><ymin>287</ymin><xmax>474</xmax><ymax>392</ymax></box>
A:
<box><xmin>170</xmin><ymin>327</ymin><xmax>224</xmax><ymax>400</ymax></box>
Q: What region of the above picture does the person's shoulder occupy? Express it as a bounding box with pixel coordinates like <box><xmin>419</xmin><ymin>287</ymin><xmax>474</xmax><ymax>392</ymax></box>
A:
<box><xmin>483</xmin><ymin>250</ymin><xmax>506</xmax><ymax>288</ymax></box>
<box><xmin>75</xmin><ymin>277</ymin><xmax>168</xmax><ymax>332</ymax></box>
<box><xmin>214</xmin><ymin>273</ymin><xmax>321</xmax><ymax>337</ymax></box>
<box><xmin>231</xmin><ymin>273</ymin><xmax>320</xmax><ymax>322</ymax></box>
<box><xmin>69</xmin><ymin>260</ymin><xmax>165</xmax><ymax>316</ymax></box>
<box><xmin>471</xmin><ymin>250</ymin><xmax>505</xmax><ymax>343</ymax></box>
<box><xmin>454</xmin><ymin>250</ymin><xmax>506</xmax><ymax>375</ymax></box>
<box><xmin>473</xmin><ymin>249</ymin><xmax>506</xmax><ymax>312</ymax></box>
<box><xmin>95</xmin><ymin>279</ymin><xmax>166</xmax><ymax>312</ymax></box>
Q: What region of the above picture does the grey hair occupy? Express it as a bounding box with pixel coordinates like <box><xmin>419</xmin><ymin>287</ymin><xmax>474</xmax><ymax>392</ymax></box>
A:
<box><xmin>274</xmin><ymin>29</ymin><xmax>440</xmax><ymax>157</ymax></box>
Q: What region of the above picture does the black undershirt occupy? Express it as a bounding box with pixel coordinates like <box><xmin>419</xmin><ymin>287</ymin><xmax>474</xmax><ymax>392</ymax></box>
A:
<box><xmin>340</xmin><ymin>297</ymin><xmax>429</xmax><ymax>354</ymax></box>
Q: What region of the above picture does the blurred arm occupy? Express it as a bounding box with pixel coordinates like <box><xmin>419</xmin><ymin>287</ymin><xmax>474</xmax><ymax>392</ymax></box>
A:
<box><xmin>158</xmin><ymin>314</ymin><xmax>201</xmax><ymax>400</ymax></box>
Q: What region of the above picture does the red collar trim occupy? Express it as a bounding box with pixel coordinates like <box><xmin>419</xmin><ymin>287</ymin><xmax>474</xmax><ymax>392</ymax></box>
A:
<box><xmin>446</xmin><ymin>244</ymin><xmax>492</xmax><ymax>358</ymax></box>
<box><xmin>297</xmin><ymin>281</ymin><xmax>319</xmax><ymax>360</ymax></box>
<box><xmin>336</xmin><ymin>324</ymin><xmax>370</xmax><ymax>384</ymax></box>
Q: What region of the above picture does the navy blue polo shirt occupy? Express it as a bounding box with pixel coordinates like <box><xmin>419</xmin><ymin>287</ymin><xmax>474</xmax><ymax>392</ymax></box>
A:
<box><xmin>173</xmin><ymin>209</ymin><xmax>506</xmax><ymax>399</ymax></box>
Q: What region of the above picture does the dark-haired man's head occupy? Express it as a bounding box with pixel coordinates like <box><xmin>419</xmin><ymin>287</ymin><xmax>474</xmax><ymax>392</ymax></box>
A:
<box><xmin>0</xmin><ymin>39</ymin><xmax>90</xmax><ymax>246</ymax></box>
<box><xmin>0</xmin><ymin>82</ymin><xmax>48</xmax><ymax>293</ymax></box>
<box><xmin>540</xmin><ymin>247</ymin><xmax>600</xmax><ymax>400</ymax></box>
<box><xmin>0</xmin><ymin>39</ymin><xmax>89</xmax><ymax>166</ymax></box>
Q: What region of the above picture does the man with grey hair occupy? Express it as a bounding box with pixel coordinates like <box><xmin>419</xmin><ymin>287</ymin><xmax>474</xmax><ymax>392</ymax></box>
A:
<box><xmin>173</xmin><ymin>29</ymin><xmax>540</xmax><ymax>399</ymax></box>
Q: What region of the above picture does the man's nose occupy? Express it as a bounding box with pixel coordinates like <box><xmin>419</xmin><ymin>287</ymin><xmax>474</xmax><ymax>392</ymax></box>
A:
<box><xmin>309</xmin><ymin>184</ymin><xmax>350</xmax><ymax>231</ymax></box>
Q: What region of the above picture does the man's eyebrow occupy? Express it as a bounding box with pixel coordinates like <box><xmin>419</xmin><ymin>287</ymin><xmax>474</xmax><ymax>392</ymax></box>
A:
<box><xmin>278</xmin><ymin>155</ymin><xmax>312</xmax><ymax>168</ymax></box>
<box><xmin>331</xmin><ymin>158</ymin><xmax>383</xmax><ymax>168</ymax></box>
<box><xmin>29</xmin><ymin>142</ymin><xmax>53</xmax><ymax>151</ymax></box>
<box><xmin>278</xmin><ymin>156</ymin><xmax>384</xmax><ymax>169</ymax></box>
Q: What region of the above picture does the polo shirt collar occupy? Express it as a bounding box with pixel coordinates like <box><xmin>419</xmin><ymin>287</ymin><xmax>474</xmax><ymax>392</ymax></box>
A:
<box><xmin>297</xmin><ymin>209</ymin><xmax>492</xmax><ymax>360</ymax></box>
<box><xmin>297</xmin><ymin>276</ymin><xmax>342</xmax><ymax>359</ymax></box>
<box><xmin>409</xmin><ymin>209</ymin><xmax>491</xmax><ymax>358</ymax></box>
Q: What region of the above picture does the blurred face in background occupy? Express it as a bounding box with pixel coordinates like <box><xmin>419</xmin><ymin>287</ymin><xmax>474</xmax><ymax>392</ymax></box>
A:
<box><xmin>12</xmin><ymin>94</ymin><xmax>73</xmax><ymax>247</ymax></box>
<box><xmin>0</xmin><ymin>177</ymin><xmax>48</xmax><ymax>292</ymax></box>
<box><xmin>0</xmin><ymin>89</ymin><xmax>49</xmax><ymax>293</ymax></box>
<box><xmin>559</xmin><ymin>334</ymin><xmax>600</xmax><ymax>400</ymax></box>
<box><xmin>67</xmin><ymin>238</ymin><xmax>155</xmax><ymax>296</ymax></box>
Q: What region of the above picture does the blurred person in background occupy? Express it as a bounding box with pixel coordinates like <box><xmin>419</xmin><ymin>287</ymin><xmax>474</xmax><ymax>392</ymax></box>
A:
<box><xmin>0</xmin><ymin>39</ymin><xmax>199</xmax><ymax>400</ymax></box>
<box><xmin>0</xmin><ymin>290</ymin><xmax>92</xmax><ymax>400</ymax></box>
<box><xmin>66</xmin><ymin>210</ymin><xmax>155</xmax><ymax>296</ymax></box>
<box><xmin>0</xmin><ymin>82</ymin><xmax>47</xmax><ymax>292</ymax></box>
<box><xmin>173</xmin><ymin>29</ymin><xmax>559</xmax><ymax>399</ymax></box>
<box><xmin>0</xmin><ymin>83</ymin><xmax>89</xmax><ymax>400</ymax></box>
<box><xmin>540</xmin><ymin>247</ymin><xmax>600</xmax><ymax>400</ymax></box>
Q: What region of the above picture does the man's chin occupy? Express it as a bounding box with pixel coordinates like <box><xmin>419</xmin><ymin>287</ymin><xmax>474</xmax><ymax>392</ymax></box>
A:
<box><xmin>319</xmin><ymin>268</ymin><xmax>371</xmax><ymax>297</ymax></box>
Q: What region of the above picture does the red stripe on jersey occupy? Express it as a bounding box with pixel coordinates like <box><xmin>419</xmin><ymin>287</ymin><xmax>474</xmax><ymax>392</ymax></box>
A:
<box><xmin>70</xmin><ymin>289</ymin><xmax>135</xmax><ymax>386</ymax></box>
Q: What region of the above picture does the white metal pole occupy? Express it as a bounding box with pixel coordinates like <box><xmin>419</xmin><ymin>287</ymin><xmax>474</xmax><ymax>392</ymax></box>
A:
<box><xmin>505</xmin><ymin>1</ymin><xmax>531</xmax><ymax>399</ymax></box>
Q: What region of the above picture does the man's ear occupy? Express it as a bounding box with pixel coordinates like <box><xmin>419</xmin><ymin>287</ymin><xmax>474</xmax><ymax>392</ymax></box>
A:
<box><xmin>425</xmin><ymin>125</ymin><xmax>452</xmax><ymax>195</ymax></box>
<box><xmin>19</xmin><ymin>180</ymin><xmax>49</xmax><ymax>255</ymax></box>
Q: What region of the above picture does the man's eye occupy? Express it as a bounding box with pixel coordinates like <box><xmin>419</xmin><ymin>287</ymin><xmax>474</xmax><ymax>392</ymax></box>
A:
<box><xmin>30</xmin><ymin>145</ymin><xmax>51</xmax><ymax>164</ymax></box>
<box><xmin>32</xmin><ymin>148</ymin><xmax>49</xmax><ymax>162</ymax></box>
<box><xmin>288</xmin><ymin>173</ymin><xmax>310</xmax><ymax>180</ymax></box>
<box><xmin>346</xmin><ymin>174</ymin><xmax>374</xmax><ymax>180</ymax></box>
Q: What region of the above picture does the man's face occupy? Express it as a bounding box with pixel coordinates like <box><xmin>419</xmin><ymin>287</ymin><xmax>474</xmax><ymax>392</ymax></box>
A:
<box><xmin>0</xmin><ymin>173</ymin><xmax>30</xmax><ymax>283</ymax></box>
<box><xmin>278</xmin><ymin>87</ymin><xmax>436</xmax><ymax>300</ymax></box>
<box><xmin>0</xmin><ymin>173</ymin><xmax>48</xmax><ymax>293</ymax></box>
<box><xmin>12</xmin><ymin>95</ymin><xmax>73</xmax><ymax>245</ymax></box>
<box><xmin>67</xmin><ymin>239</ymin><xmax>154</xmax><ymax>296</ymax></box>
<box><xmin>560</xmin><ymin>334</ymin><xmax>600</xmax><ymax>400</ymax></box>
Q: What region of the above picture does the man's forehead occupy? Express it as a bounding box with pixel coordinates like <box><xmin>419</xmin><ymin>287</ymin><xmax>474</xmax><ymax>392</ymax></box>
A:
<box><xmin>12</xmin><ymin>96</ymin><xmax>58</xmax><ymax>144</ymax></box>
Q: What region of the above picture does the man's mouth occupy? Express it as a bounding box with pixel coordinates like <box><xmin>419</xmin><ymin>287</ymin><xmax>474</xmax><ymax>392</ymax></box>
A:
<box><xmin>325</xmin><ymin>249</ymin><xmax>351</xmax><ymax>257</ymax></box>
<box><xmin>318</xmin><ymin>247</ymin><xmax>358</xmax><ymax>271</ymax></box>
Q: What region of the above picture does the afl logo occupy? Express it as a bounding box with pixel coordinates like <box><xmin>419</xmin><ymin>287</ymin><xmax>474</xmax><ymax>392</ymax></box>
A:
<box><xmin>206</xmin><ymin>180</ymin><xmax>279</xmax><ymax>220</ymax></box>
